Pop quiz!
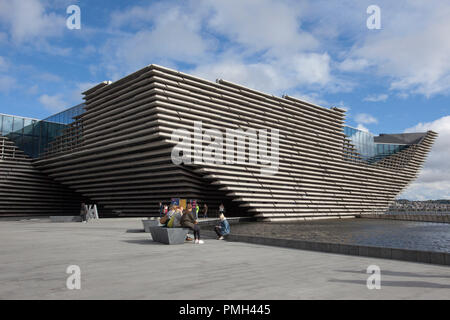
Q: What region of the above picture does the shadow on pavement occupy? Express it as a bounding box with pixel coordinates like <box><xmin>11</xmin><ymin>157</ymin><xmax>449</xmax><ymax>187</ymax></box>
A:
<box><xmin>121</xmin><ymin>239</ymin><xmax>160</xmax><ymax>245</ymax></box>
<box><xmin>125</xmin><ymin>229</ymin><xmax>145</xmax><ymax>233</ymax></box>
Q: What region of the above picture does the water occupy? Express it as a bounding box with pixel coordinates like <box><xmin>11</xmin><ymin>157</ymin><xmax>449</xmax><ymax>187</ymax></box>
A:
<box><xmin>225</xmin><ymin>218</ymin><xmax>450</xmax><ymax>253</ymax></box>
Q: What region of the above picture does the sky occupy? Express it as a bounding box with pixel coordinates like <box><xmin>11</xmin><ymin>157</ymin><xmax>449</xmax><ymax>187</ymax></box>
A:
<box><xmin>0</xmin><ymin>0</ymin><xmax>449</xmax><ymax>200</ymax></box>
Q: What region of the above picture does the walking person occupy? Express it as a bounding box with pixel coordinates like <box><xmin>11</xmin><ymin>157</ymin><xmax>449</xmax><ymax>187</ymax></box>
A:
<box><xmin>80</xmin><ymin>202</ymin><xmax>88</xmax><ymax>223</ymax></box>
<box><xmin>214</xmin><ymin>213</ymin><xmax>230</xmax><ymax>240</ymax></box>
<box><xmin>219</xmin><ymin>203</ymin><xmax>225</xmax><ymax>216</ymax></box>
<box><xmin>202</xmin><ymin>203</ymin><xmax>208</xmax><ymax>219</ymax></box>
<box><xmin>181</xmin><ymin>204</ymin><xmax>204</xmax><ymax>244</ymax></box>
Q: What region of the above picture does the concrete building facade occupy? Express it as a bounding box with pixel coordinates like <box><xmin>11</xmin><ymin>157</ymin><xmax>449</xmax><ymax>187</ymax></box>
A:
<box><xmin>0</xmin><ymin>65</ymin><xmax>437</xmax><ymax>220</ymax></box>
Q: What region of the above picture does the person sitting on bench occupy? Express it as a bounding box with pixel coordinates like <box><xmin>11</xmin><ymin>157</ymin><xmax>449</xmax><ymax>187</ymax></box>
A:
<box><xmin>180</xmin><ymin>204</ymin><xmax>203</xmax><ymax>244</ymax></box>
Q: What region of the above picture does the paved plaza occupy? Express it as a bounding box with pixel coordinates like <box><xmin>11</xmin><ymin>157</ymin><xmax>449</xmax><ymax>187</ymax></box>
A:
<box><xmin>0</xmin><ymin>219</ymin><xmax>449</xmax><ymax>300</ymax></box>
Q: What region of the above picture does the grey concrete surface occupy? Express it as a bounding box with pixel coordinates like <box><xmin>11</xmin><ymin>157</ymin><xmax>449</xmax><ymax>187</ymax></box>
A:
<box><xmin>0</xmin><ymin>219</ymin><xmax>449</xmax><ymax>300</ymax></box>
<box><xmin>142</xmin><ymin>219</ymin><xmax>160</xmax><ymax>233</ymax></box>
<box><xmin>149</xmin><ymin>226</ymin><xmax>189</xmax><ymax>244</ymax></box>
<box><xmin>50</xmin><ymin>216</ymin><xmax>82</xmax><ymax>222</ymax></box>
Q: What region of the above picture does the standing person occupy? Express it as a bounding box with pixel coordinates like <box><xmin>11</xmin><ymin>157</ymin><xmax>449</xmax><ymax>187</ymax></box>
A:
<box><xmin>80</xmin><ymin>203</ymin><xmax>88</xmax><ymax>223</ymax></box>
<box><xmin>181</xmin><ymin>204</ymin><xmax>204</xmax><ymax>244</ymax></box>
<box><xmin>214</xmin><ymin>213</ymin><xmax>230</xmax><ymax>240</ymax></box>
<box><xmin>202</xmin><ymin>203</ymin><xmax>208</xmax><ymax>219</ymax></box>
<box><xmin>219</xmin><ymin>203</ymin><xmax>225</xmax><ymax>216</ymax></box>
<box><xmin>195</xmin><ymin>203</ymin><xmax>200</xmax><ymax>220</ymax></box>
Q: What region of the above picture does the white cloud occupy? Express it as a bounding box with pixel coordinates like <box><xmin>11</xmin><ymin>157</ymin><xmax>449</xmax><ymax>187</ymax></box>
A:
<box><xmin>0</xmin><ymin>0</ymin><xmax>65</xmax><ymax>44</ymax></box>
<box><xmin>191</xmin><ymin>53</ymin><xmax>333</xmax><ymax>95</ymax></box>
<box><xmin>27</xmin><ymin>84</ymin><xmax>39</xmax><ymax>95</ymax></box>
<box><xmin>70</xmin><ymin>82</ymin><xmax>97</xmax><ymax>102</ymax></box>
<box><xmin>81</xmin><ymin>45</ymin><xmax>97</xmax><ymax>56</ymax></box>
<box><xmin>100</xmin><ymin>0</ymin><xmax>344</xmax><ymax>95</ymax></box>
<box><xmin>363</xmin><ymin>94</ymin><xmax>388</xmax><ymax>102</ymax></box>
<box><xmin>354</xmin><ymin>113</ymin><xmax>378</xmax><ymax>124</ymax></box>
<box><xmin>109</xmin><ymin>5</ymin><xmax>155</xmax><ymax>30</ymax></box>
<box><xmin>338</xmin><ymin>58</ymin><xmax>371</xmax><ymax>72</ymax></box>
<box><xmin>347</xmin><ymin>1</ymin><xmax>450</xmax><ymax>97</ymax></box>
<box><xmin>101</xmin><ymin>2</ymin><xmax>213</xmax><ymax>79</ymax></box>
<box><xmin>335</xmin><ymin>101</ymin><xmax>350</xmax><ymax>112</ymax></box>
<box><xmin>204</xmin><ymin>0</ymin><xmax>318</xmax><ymax>55</ymax></box>
<box><xmin>39</xmin><ymin>94</ymin><xmax>67</xmax><ymax>112</ymax></box>
<box><xmin>291</xmin><ymin>53</ymin><xmax>331</xmax><ymax>86</ymax></box>
<box><xmin>38</xmin><ymin>72</ymin><xmax>62</xmax><ymax>82</ymax></box>
<box><xmin>0</xmin><ymin>75</ymin><xmax>16</xmax><ymax>93</ymax></box>
<box><xmin>400</xmin><ymin>115</ymin><xmax>450</xmax><ymax>200</ymax></box>
<box><xmin>0</xmin><ymin>56</ymin><xmax>8</xmax><ymax>71</ymax></box>
<box><xmin>356</xmin><ymin>124</ymin><xmax>369</xmax><ymax>132</ymax></box>
<box><xmin>0</xmin><ymin>31</ymin><xmax>7</xmax><ymax>43</ymax></box>
<box><xmin>288</xmin><ymin>92</ymin><xmax>329</xmax><ymax>107</ymax></box>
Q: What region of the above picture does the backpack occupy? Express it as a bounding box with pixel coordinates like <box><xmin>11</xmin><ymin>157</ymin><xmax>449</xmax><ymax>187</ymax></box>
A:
<box><xmin>160</xmin><ymin>214</ymin><xmax>169</xmax><ymax>225</ymax></box>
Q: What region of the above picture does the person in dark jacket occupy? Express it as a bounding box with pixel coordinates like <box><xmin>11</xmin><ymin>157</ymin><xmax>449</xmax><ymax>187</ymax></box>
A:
<box><xmin>80</xmin><ymin>203</ymin><xmax>88</xmax><ymax>223</ymax></box>
<box><xmin>181</xmin><ymin>204</ymin><xmax>204</xmax><ymax>244</ymax></box>
<box><xmin>202</xmin><ymin>203</ymin><xmax>208</xmax><ymax>218</ymax></box>
<box><xmin>214</xmin><ymin>213</ymin><xmax>230</xmax><ymax>240</ymax></box>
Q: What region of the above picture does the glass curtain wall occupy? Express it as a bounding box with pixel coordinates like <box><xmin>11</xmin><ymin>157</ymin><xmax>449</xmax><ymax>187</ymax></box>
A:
<box><xmin>0</xmin><ymin>114</ymin><xmax>67</xmax><ymax>158</ymax></box>
<box><xmin>44</xmin><ymin>104</ymin><xmax>85</xmax><ymax>124</ymax></box>
<box><xmin>343</xmin><ymin>126</ymin><xmax>409</xmax><ymax>163</ymax></box>
<box><xmin>343</xmin><ymin>126</ymin><xmax>376</xmax><ymax>161</ymax></box>
<box><xmin>373</xmin><ymin>143</ymin><xmax>408</xmax><ymax>162</ymax></box>
<box><xmin>0</xmin><ymin>104</ymin><xmax>85</xmax><ymax>158</ymax></box>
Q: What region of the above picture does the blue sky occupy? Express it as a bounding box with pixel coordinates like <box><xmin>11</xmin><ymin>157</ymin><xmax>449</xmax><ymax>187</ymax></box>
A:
<box><xmin>0</xmin><ymin>0</ymin><xmax>449</xmax><ymax>200</ymax></box>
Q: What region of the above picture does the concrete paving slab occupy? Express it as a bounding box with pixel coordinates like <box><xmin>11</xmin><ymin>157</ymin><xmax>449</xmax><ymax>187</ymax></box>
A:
<box><xmin>0</xmin><ymin>220</ymin><xmax>449</xmax><ymax>300</ymax></box>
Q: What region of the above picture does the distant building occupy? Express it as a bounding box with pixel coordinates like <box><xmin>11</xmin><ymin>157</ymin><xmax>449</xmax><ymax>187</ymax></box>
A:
<box><xmin>389</xmin><ymin>200</ymin><xmax>450</xmax><ymax>212</ymax></box>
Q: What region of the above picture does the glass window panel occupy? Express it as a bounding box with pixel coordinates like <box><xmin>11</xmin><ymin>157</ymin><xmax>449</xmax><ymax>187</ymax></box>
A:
<box><xmin>23</xmin><ymin>119</ymin><xmax>33</xmax><ymax>134</ymax></box>
<box><xmin>13</xmin><ymin>117</ymin><xmax>24</xmax><ymax>133</ymax></box>
<box><xmin>2</xmin><ymin>115</ymin><xmax>13</xmax><ymax>133</ymax></box>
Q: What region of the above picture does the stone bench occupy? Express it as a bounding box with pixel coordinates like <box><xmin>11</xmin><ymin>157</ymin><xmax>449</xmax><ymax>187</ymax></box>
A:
<box><xmin>142</xmin><ymin>219</ymin><xmax>160</xmax><ymax>232</ymax></box>
<box><xmin>149</xmin><ymin>226</ymin><xmax>191</xmax><ymax>244</ymax></box>
<box><xmin>50</xmin><ymin>216</ymin><xmax>82</xmax><ymax>222</ymax></box>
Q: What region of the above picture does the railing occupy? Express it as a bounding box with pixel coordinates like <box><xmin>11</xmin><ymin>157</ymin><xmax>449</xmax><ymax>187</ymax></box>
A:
<box><xmin>1</xmin><ymin>138</ymin><xmax>4</xmax><ymax>160</ymax></box>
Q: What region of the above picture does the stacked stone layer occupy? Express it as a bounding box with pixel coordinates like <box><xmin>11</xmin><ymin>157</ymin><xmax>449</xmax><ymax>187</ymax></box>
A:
<box><xmin>0</xmin><ymin>136</ymin><xmax>84</xmax><ymax>216</ymax></box>
<box><xmin>22</xmin><ymin>65</ymin><xmax>437</xmax><ymax>220</ymax></box>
